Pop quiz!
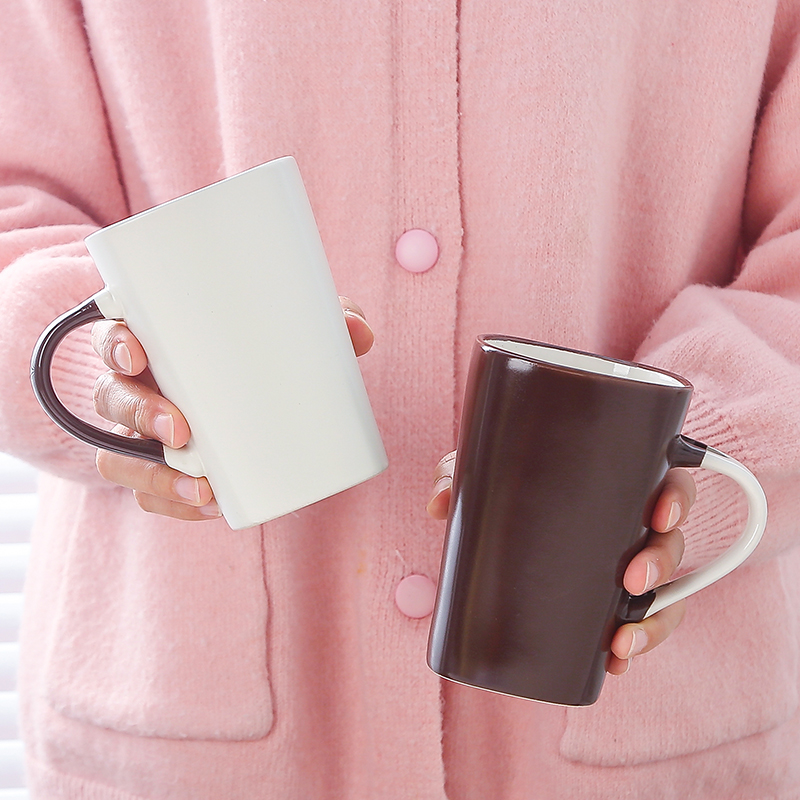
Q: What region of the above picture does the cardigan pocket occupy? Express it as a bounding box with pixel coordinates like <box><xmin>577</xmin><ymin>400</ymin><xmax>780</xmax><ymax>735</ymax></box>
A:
<box><xmin>559</xmin><ymin>560</ymin><xmax>799</xmax><ymax>766</ymax></box>
<box><xmin>42</xmin><ymin>492</ymin><xmax>274</xmax><ymax>741</ymax></box>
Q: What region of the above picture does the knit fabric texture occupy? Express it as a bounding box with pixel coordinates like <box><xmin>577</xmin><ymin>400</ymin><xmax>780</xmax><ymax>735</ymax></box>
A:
<box><xmin>2</xmin><ymin>1</ymin><xmax>800</xmax><ymax>798</ymax></box>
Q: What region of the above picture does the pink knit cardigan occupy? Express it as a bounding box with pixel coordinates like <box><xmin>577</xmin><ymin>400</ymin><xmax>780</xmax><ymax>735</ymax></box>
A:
<box><xmin>2</xmin><ymin>1</ymin><xmax>800</xmax><ymax>798</ymax></box>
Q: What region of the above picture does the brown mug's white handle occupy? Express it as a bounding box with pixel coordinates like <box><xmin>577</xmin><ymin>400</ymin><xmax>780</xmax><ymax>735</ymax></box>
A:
<box><xmin>624</xmin><ymin>435</ymin><xmax>768</xmax><ymax>621</ymax></box>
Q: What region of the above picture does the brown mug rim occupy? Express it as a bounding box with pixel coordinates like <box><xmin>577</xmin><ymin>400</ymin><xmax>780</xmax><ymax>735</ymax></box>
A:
<box><xmin>477</xmin><ymin>334</ymin><xmax>694</xmax><ymax>391</ymax></box>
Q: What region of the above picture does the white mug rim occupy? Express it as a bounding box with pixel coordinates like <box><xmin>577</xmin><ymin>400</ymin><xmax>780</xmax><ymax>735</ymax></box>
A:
<box><xmin>85</xmin><ymin>156</ymin><xmax>294</xmax><ymax>242</ymax></box>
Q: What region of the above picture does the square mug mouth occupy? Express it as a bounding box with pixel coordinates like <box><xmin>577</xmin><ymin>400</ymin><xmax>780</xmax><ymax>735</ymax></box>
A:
<box><xmin>480</xmin><ymin>335</ymin><xmax>691</xmax><ymax>389</ymax></box>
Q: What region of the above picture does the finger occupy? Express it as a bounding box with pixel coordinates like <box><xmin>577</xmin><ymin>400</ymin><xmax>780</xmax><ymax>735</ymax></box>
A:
<box><xmin>91</xmin><ymin>320</ymin><xmax>149</xmax><ymax>377</ymax></box>
<box><xmin>96</xmin><ymin>444</ymin><xmax>218</xmax><ymax>516</ymax></box>
<box><xmin>650</xmin><ymin>468</ymin><xmax>697</xmax><ymax>533</ymax></box>
<box><xmin>426</xmin><ymin>450</ymin><xmax>457</xmax><ymax>520</ymax></box>
<box><xmin>608</xmin><ymin>598</ymin><xmax>687</xmax><ymax>674</ymax></box>
<box><xmin>339</xmin><ymin>297</ymin><xmax>375</xmax><ymax>357</ymax></box>
<box><xmin>133</xmin><ymin>491</ymin><xmax>222</xmax><ymax>521</ymax></box>
<box><xmin>93</xmin><ymin>371</ymin><xmax>191</xmax><ymax>449</ymax></box>
<box><xmin>623</xmin><ymin>525</ymin><xmax>686</xmax><ymax>596</ymax></box>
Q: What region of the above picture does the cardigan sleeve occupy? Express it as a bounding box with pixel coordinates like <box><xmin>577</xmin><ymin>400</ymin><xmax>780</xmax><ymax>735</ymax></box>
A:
<box><xmin>0</xmin><ymin>0</ymin><xmax>129</xmax><ymax>483</ymax></box>
<box><xmin>634</xmin><ymin>3</ymin><xmax>800</xmax><ymax>570</ymax></box>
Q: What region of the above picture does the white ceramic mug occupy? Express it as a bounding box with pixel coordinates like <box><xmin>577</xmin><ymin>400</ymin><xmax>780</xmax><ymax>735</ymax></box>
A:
<box><xmin>31</xmin><ymin>156</ymin><xmax>388</xmax><ymax>529</ymax></box>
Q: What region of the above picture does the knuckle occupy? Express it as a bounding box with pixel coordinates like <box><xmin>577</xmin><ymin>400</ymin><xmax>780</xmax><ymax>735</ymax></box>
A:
<box><xmin>139</xmin><ymin>460</ymin><xmax>167</xmax><ymax>497</ymax></box>
<box><xmin>131</xmin><ymin>398</ymin><xmax>156</xmax><ymax>440</ymax></box>
<box><xmin>645</xmin><ymin>527</ymin><xmax>685</xmax><ymax>579</ymax></box>
<box><xmin>658</xmin><ymin>528</ymin><xmax>685</xmax><ymax>575</ymax></box>
<box><xmin>93</xmin><ymin>372</ymin><xmax>157</xmax><ymax>437</ymax></box>
<box><xmin>90</xmin><ymin>320</ymin><xmax>112</xmax><ymax>361</ymax></box>
<box><xmin>648</xmin><ymin>600</ymin><xmax>686</xmax><ymax>644</ymax></box>
<box><xmin>92</xmin><ymin>371</ymin><xmax>114</xmax><ymax>417</ymax></box>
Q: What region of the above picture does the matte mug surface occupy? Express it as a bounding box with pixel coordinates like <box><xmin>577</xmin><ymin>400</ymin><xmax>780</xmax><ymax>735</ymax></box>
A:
<box><xmin>31</xmin><ymin>156</ymin><xmax>388</xmax><ymax>530</ymax></box>
<box><xmin>427</xmin><ymin>335</ymin><xmax>767</xmax><ymax>706</ymax></box>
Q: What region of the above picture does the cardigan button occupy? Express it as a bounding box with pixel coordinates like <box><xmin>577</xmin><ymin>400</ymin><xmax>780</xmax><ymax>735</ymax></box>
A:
<box><xmin>395</xmin><ymin>574</ymin><xmax>437</xmax><ymax>619</ymax></box>
<box><xmin>395</xmin><ymin>229</ymin><xmax>439</xmax><ymax>273</ymax></box>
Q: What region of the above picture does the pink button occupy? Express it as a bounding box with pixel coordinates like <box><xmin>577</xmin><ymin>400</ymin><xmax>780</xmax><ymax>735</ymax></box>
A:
<box><xmin>395</xmin><ymin>574</ymin><xmax>437</xmax><ymax>619</ymax></box>
<box><xmin>395</xmin><ymin>229</ymin><xmax>439</xmax><ymax>273</ymax></box>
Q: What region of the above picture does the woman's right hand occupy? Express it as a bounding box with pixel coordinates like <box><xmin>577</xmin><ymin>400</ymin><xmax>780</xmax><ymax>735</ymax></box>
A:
<box><xmin>90</xmin><ymin>297</ymin><xmax>375</xmax><ymax>521</ymax></box>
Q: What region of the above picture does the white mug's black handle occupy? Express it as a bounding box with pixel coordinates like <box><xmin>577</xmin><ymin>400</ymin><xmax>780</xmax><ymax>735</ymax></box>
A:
<box><xmin>623</xmin><ymin>435</ymin><xmax>768</xmax><ymax>622</ymax></box>
<box><xmin>30</xmin><ymin>296</ymin><xmax>167</xmax><ymax>464</ymax></box>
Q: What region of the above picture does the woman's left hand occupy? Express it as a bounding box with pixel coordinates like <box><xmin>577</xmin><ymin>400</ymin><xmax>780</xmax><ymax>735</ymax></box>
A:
<box><xmin>426</xmin><ymin>453</ymin><xmax>697</xmax><ymax>676</ymax></box>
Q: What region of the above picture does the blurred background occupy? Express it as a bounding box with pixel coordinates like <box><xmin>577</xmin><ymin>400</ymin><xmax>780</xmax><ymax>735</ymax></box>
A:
<box><xmin>0</xmin><ymin>451</ymin><xmax>37</xmax><ymax>799</ymax></box>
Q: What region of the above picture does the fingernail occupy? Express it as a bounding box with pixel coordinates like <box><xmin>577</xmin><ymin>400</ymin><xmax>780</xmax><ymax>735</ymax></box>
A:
<box><xmin>625</xmin><ymin>627</ymin><xmax>648</xmax><ymax>659</ymax></box>
<box><xmin>341</xmin><ymin>297</ymin><xmax>367</xmax><ymax>319</ymax></box>
<box><xmin>113</xmin><ymin>342</ymin><xmax>132</xmax><ymax>374</ymax></box>
<box><xmin>154</xmin><ymin>414</ymin><xmax>175</xmax><ymax>447</ymax></box>
<box><xmin>426</xmin><ymin>475</ymin><xmax>450</xmax><ymax>509</ymax></box>
<box><xmin>175</xmin><ymin>475</ymin><xmax>200</xmax><ymax>503</ymax></box>
<box><xmin>345</xmin><ymin>309</ymin><xmax>375</xmax><ymax>337</ymax></box>
<box><xmin>643</xmin><ymin>560</ymin><xmax>660</xmax><ymax>592</ymax></box>
<box><xmin>666</xmin><ymin>501</ymin><xmax>682</xmax><ymax>530</ymax></box>
<box><xmin>431</xmin><ymin>473</ymin><xmax>450</xmax><ymax>497</ymax></box>
<box><xmin>199</xmin><ymin>501</ymin><xmax>222</xmax><ymax>518</ymax></box>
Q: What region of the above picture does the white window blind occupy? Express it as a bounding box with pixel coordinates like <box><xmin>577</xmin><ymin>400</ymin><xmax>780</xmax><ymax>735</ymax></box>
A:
<box><xmin>0</xmin><ymin>451</ymin><xmax>36</xmax><ymax>800</ymax></box>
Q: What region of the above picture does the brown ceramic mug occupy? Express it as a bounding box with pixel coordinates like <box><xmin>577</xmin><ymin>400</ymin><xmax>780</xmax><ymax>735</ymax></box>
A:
<box><xmin>427</xmin><ymin>336</ymin><xmax>767</xmax><ymax>707</ymax></box>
